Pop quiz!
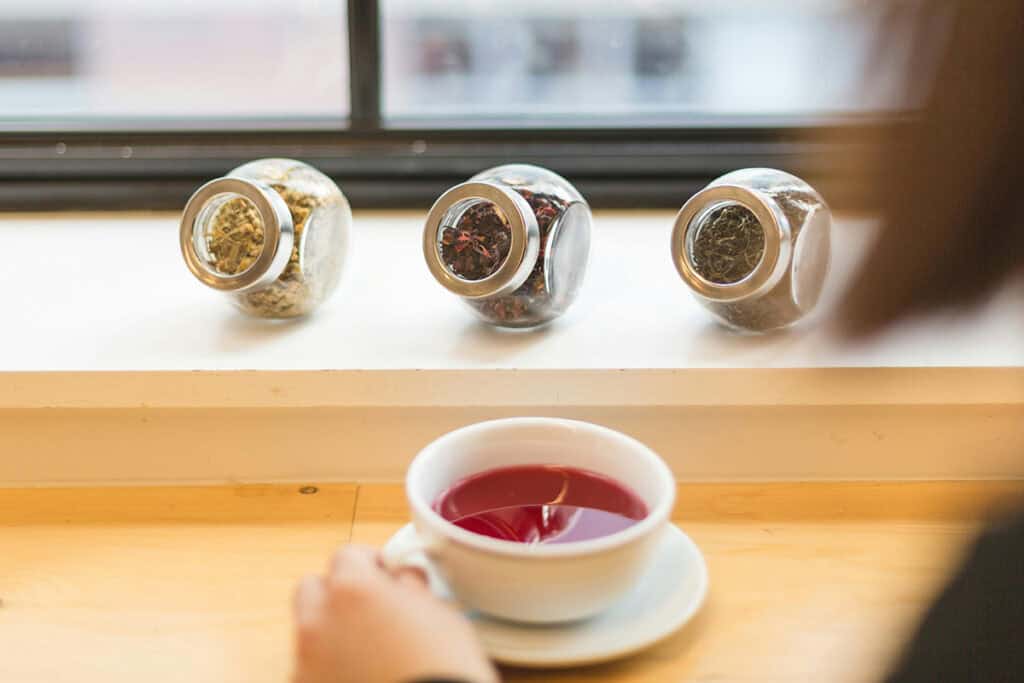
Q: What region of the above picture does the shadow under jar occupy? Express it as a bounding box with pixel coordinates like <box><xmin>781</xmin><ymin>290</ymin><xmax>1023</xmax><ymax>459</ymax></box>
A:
<box><xmin>423</xmin><ymin>164</ymin><xmax>592</xmax><ymax>328</ymax></box>
<box><xmin>670</xmin><ymin>168</ymin><xmax>831</xmax><ymax>333</ymax></box>
<box><xmin>180</xmin><ymin>158</ymin><xmax>351</xmax><ymax>318</ymax></box>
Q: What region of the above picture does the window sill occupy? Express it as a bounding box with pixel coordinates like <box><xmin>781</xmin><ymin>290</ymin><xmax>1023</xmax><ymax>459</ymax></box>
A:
<box><xmin>1</xmin><ymin>210</ymin><xmax>1022</xmax><ymax>485</ymax></box>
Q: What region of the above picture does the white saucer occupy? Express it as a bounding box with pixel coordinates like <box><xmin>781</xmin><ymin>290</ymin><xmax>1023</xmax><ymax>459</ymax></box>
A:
<box><xmin>382</xmin><ymin>523</ymin><xmax>708</xmax><ymax>668</ymax></box>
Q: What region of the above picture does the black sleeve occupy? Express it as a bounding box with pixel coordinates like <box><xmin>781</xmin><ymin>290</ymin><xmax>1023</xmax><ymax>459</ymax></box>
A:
<box><xmin>884</xmin><ymin>511</ymin><xmax>1024</xmax><ymax>683</ymax></box>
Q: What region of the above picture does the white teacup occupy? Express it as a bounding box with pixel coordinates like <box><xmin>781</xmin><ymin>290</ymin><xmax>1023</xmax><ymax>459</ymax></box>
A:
<box><xmin>404</xmin><ymin>417</ymin><xmax>676</xmax><ymax>624</ymax></box>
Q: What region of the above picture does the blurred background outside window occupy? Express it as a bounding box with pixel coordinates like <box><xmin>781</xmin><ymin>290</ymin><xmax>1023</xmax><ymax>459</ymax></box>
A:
<box><xmin>382</xmin><ymin>0</ymin><xmax>914</xmax><ymax>123</ymax></box>
<box><xmin>0</xmin><ymin>0</ymin><xmax>940</xmax><ymax>209</ymax></box>
<box><xmin>0</xmin><ymin>0</ymin><xmax>349</xmax><ymax>124</ymax></box>
<box><xmin>0</xmin><ymin>0</ymin><xmax>922</xmax><ymax>127</ymax></box>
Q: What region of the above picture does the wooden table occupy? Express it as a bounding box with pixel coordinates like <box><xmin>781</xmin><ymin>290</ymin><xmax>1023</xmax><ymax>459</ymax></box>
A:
<box><xmin>3</xmin><ymin>482</ymin><xmax>1022</xmax><ymax>683</ymax></box>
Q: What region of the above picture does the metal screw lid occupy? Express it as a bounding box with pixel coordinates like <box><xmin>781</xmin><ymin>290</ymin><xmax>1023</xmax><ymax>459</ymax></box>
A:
<box><xmin>670</xmin><ymin>184</ymin><xmax>792</xmax><ymax>302</ymax></box>
<box><xmin>423</xmin><ymin>181</ymin><xmax>541</xmax><ymax>300</ymax></box>
<box><xmin>180</xmin><ymin>177</ymin><xmax>295</xmax><ymax>293</ymax></box>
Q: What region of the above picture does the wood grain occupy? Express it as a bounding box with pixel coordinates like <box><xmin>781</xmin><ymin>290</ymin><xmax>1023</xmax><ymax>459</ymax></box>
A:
<box><xmin>354</xmin><ymin>482</ymin><xmax>1022</xmax><ymax>683</ymax></box>
<box><xmin>5</xmin><ymin>404</ymin><xmax>1024</xmax><ymax>487</ymax></box>
<box><xmin>2</xmin><ymin>482</ymin><xmax>1020</xmax><ymax>683</ymax></box>
<box><xmin>0</xmin><ymin>485</ymin><xmax>356</xmax><ymax>683</ymax></box>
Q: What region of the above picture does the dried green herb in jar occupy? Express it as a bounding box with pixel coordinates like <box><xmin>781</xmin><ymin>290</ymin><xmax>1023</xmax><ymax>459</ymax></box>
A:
<box><xmin>181</xmin><ymin>158</ymin><xmax>351</xmax><ymax>319</ymax></box>
<box><xmin>689</xmin><ymin>204</ymin><xmax>765</xmax><ymax>285</ymax></box>
<box><xmin>206</xmin><ymin>197</ymin><xmax>265</xmax><ymax>275</ymax></box>
<box><xmin>671</xmin><ymin>168</ymin><xmax>831</xmax><ymax>333</ymax></box>
<box><xmin>234</xmin><ymin>184</ymin><xmax>319</xmax><ymax>317</ymax></box>
<box><xmin>709</xmin><ymin>291</ymin><xmax>804</xmax><ymax>333</ymax></box>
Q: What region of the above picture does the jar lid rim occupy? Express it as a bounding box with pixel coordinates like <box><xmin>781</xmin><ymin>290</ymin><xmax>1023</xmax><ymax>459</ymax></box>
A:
<box><xmin>422</xmin><ymin>181</ymin><xmax>541</xmax><ymax>299</ymax></box>
<box><xmin>179</xmin><ymin>177</ymin><xmax>295</xmax><ymax>293</ymax></box>
<box><xmin>670</xmin><ymin>184</ymin><xmax>791</xmax><ymax>302</ymax></box>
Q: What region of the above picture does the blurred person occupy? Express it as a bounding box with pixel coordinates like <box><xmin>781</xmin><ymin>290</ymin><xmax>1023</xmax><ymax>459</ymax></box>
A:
<box><xmin>843</xmin><ymin>1</ymin><xmax>1024</xmax><ymax>680</ymax></box>
<box><xmin>291</xmin><ymin>2</ymin><xmax>1024</xmax><ymax>681</ymax></box>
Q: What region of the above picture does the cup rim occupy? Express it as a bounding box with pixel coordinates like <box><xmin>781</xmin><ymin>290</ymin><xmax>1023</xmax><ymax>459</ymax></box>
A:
<box><xmin>405</xmin><ymin>417</ymin><xmax>676</xmax><ymax>558</ymax></box>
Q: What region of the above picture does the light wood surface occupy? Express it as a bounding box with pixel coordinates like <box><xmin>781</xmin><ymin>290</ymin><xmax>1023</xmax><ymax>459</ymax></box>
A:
<box><xmin>5</xmin><ymin>403</ymin><xmax>1024</xmax><ymax>486</ymax></box>
<box><xmin>0</xmin><ymin>485</ymin><xmax>357</xmax><ymax>683</ymax></box>
<box><xmin>3</xmin><ymin>482</ymin><xmax>1022</xmax><ymax>683</ymax></box>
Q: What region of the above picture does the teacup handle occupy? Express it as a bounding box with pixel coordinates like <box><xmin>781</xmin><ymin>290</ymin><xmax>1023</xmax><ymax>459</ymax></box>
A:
<box><xmin>381</xmin><ymin>536</ymin><xmax>441</xmax><ymax>574</ymax></box>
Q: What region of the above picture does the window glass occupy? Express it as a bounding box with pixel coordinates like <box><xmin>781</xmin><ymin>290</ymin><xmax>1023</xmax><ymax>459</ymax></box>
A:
<box><xmin>0</xmin><ymin>0</ymin><xmax>349</xmax><ymax>126</ymax></box>
<box><xmin>382</xmin><ymin>0</ymin><xmax>919</xmax><ymax>122</ymax></box>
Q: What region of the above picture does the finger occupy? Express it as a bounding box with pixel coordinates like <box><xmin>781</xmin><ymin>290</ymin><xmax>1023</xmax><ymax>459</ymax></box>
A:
<box><xmin>293</xmin><ymin>574</ymin><xmax>326</xmax><ymax>626</ymax></box>
<box><xmin>392</xmin><ymin>564</ymin><xmax>430</xmax><ymax>591</ymax></box>
<box><xmin>327</xmin><ymin>544</ymin><xmax>383</xmax><ymax>584</ymax></box>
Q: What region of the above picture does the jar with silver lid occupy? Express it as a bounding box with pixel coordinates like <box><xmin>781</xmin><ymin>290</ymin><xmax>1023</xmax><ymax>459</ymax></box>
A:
<box><xmin>180</xmin><ymin>158</ymin><xmax>351</xmax><ymax>318</ymax></box>
<box><xmin>670</xmin><ymin>168</ymin><xmax>831</xmax><ymax>333</ymax></box>
<box><xmin>423</xmin><ymin>164</ymin><xmax>592</xmax><ymax>328</ymax></box>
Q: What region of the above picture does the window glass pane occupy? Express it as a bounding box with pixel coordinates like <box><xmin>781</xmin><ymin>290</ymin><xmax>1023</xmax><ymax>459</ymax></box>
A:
<box><xmin>382</xmin><ymin>0</ymin><xmax>925</xmax><ymax>123</ymax></box>
<box><xmin>0</xmin><ymin>1</ymin><xmax>348</xmax><ymax>126</ymax></box>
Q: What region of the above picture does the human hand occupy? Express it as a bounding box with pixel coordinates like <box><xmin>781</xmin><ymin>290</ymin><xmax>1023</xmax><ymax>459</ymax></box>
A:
<box><xmin>292</xmin><ymin>545</ymin><xmax>498</xmax><ymax>683</ymax></box>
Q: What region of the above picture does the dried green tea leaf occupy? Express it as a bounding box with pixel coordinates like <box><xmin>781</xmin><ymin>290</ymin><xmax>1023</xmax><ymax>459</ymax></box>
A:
<box><xmin>690</xmin><ymin>204</ymin><xmax>765</xmax><ymax>285</ymax></box>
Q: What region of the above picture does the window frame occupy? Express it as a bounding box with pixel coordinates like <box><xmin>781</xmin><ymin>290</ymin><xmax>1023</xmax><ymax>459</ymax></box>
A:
<box><xmin>0</xmin><ymin>0</ymin><xmax>895</xmax><ymax>211</ymax></box>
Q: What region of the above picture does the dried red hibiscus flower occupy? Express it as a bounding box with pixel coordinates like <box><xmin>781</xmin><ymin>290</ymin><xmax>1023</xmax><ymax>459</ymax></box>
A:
<box><xmin>440</xmin><ymin>202</ymin><xmax>512</xmax><ymax>281</ymax></box>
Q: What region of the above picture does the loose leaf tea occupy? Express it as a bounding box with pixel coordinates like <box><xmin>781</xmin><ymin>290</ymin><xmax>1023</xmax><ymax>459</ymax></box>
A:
<box><xmin>237</xmin><ymin>183</ymin><xmax>318</xmax><ymax>317</ymax></box>
<box><xmin>206</xmin><ymin>198</ymin><xmax>265</xmax><ymax>275</ymax></box>
<box><xmin>203</xmin><ymin>176</ymin><xmax>338</xmax><ymax>317</ymax></box>
<box><xmin>440</xmin><ymin>202</ymin><xmax>512</xmax><ymax>281</ymax></box>
<box><xmin>690</xmin><ymin>204</ymin><xmax>765</xmax><ymax>284</ymax></box>
<box><xmin>426</xmin><ymin>164</ymin><xmax>591</xmax><ymax>328</ymax></box>
<box><xmin>468</xmin><ymin>189</ymin><xmax>569</xmax><ymax>325</ymax></box>
<box><xmin>184</xmin><ymin>159</ymin><xmax>349</xmax><ymax>319</ymax></box>
<box><xmin>676</xmin><ymin>169</ymin><xmax>830</xmax><ymax>333</ymax></box>
<box><xmin>711</xmin><ymin>295</ymin><xmax>802</xmax><ymax>333</ymax></box>
<box><xmin>706</xmin><ymin>188</ymin><xmax>827</xmax><ymax>332</ymax></box>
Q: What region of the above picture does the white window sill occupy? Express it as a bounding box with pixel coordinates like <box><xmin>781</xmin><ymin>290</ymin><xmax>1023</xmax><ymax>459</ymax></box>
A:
<box><xmin>1</xmin><ymin>210</ymin><xmax>1022</xmax><ymax>485</ymax></box>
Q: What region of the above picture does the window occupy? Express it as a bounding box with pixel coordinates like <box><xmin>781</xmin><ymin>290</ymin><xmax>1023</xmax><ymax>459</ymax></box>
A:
<box><xmin>0</xmin><ymin>1</ymin><xmax>936</xmax><ymax>210</ymax></box>
<box><xmin>0</xmin><ymin>1</ymin><xmax>348</xmax><ymax>125</ymax></box>
<box><xmin>381</xmin><ymin>1</ymin><xmax>905</xmax><ymax>122</ymax></box>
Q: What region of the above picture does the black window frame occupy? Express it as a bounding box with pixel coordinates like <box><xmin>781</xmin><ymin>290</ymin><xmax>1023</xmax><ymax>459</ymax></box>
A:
<box><xmin>0</xmin><ymin>0</ymin><xmax>896</xmax><ymax>211</ymax></box>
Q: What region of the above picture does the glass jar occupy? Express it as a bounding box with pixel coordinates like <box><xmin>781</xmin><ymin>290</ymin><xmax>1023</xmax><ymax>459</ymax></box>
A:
<box><xmin>179</xmin><ymin>158</ymin><xmax>351</xmax><ymax>318</ymax></box>
<box><xmin>422</xmin><ymin>164</ymin><xmax>592</xmax><ymax>328</ymax></box>
<box><xmin>670</xmin><ymin>168</ymin><xmax>831</xmax><ymax>333</ymax></box>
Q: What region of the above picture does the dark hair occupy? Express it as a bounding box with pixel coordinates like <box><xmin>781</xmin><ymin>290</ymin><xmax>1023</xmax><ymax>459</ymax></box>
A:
<box><xmin>839</xmin><ymin>0</ymin><xmax>1024</xmax><ymax>337</ymax></box>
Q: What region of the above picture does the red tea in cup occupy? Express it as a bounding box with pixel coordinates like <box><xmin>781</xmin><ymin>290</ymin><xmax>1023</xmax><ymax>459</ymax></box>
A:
<box><xmin>433</xmin><ymin>465</ymin><xmax>648</xmax><ymax>544</ymax></box>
